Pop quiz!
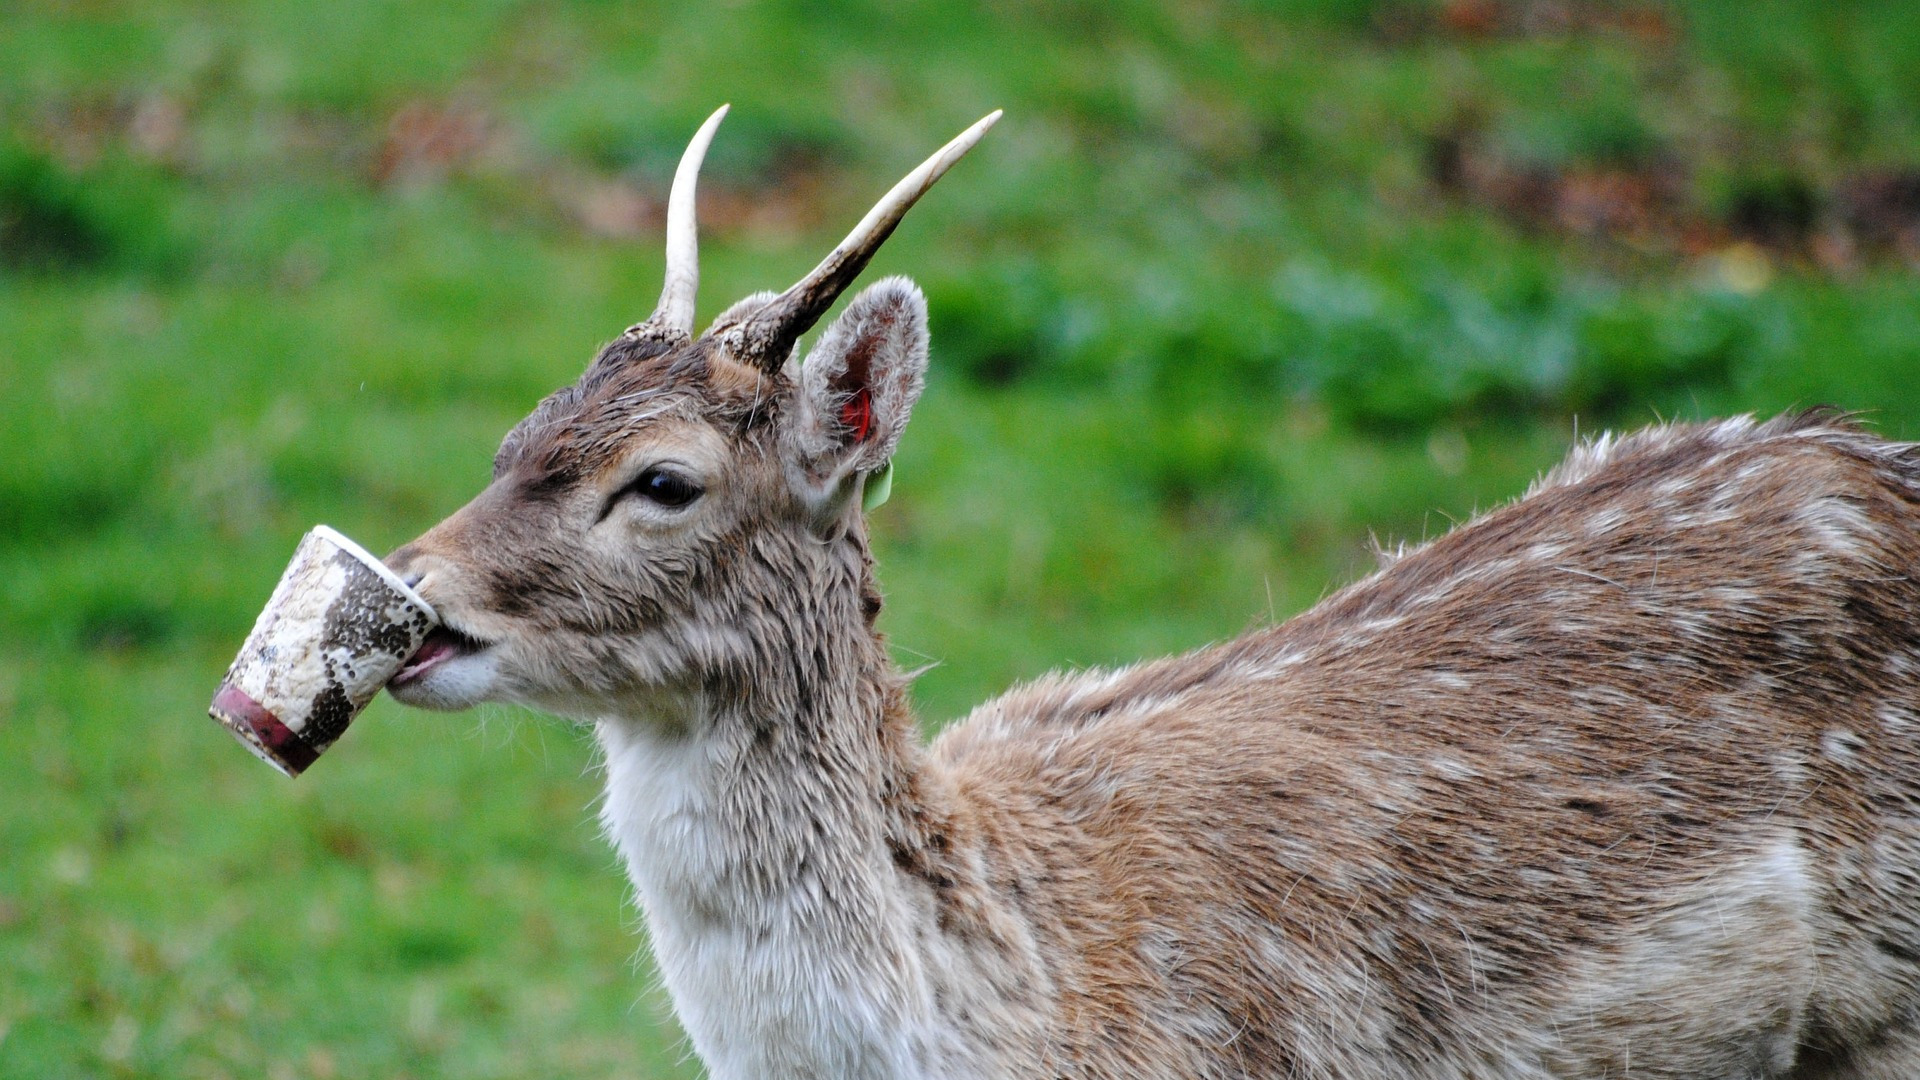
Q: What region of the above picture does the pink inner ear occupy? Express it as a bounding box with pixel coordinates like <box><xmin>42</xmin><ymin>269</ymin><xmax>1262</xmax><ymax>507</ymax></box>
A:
<box><xmin>840</xmin><ymin>390</ymin><xmax>873</xmax><ymax>442</ymax></box>
<box><xmin>831</xmin><ymin>334</ymin><xmax>878</xmax><ymax>443</ymax></box>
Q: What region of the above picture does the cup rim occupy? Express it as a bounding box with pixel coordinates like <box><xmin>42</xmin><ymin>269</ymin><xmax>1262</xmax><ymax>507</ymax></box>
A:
<box><xmin>310</xmin><ymin>524</ymin><xmax>437</xmax><ymax>618</ymax></box>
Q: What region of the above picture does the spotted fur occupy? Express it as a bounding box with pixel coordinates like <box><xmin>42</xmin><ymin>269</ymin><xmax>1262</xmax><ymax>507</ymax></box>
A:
<box><xmin>388</xmin><ymin>278</ymin><xmax>1920</xmax><ymax>1080</ymax></box>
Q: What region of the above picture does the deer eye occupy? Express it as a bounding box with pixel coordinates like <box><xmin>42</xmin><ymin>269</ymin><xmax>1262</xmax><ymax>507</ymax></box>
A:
<box><xmin>628</xmin><ymin>467</ymin><xmax>703</xmax><ymax>509</ymax></box>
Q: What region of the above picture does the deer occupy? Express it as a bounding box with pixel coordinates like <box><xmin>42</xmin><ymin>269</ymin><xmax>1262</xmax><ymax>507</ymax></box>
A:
<box><xmin>381</xmin><ymin>105</ymin><xmax>1920</xmax><ymax>1079</ymax></box>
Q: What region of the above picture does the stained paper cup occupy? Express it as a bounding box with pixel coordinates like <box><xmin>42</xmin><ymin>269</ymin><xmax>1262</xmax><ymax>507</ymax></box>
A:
<box><xmin>210</xmin><ymin>525</ymin><xmax>437</xmax><ymax>777</ymax></box>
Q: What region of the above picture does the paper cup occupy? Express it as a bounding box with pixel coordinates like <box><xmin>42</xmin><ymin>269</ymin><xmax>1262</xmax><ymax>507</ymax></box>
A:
<box><xmin>210</xmin><ymin>525</ymin><xmax>437</xmax><ymax>777</ymax></box>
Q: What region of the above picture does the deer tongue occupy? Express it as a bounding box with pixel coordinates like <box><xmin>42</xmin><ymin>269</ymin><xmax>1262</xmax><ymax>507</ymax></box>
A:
<box><xmin>393</xmin><ymin>627</ymin><xmax>468</xmax><ymax>686</ymax></box>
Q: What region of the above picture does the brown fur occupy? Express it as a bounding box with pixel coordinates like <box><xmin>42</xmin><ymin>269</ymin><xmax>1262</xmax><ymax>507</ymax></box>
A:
<box><xmin>933</xmin><ymin>410</ymin><xmax>1920</xmax><ymax>1077</ymax></box>
<box><xmin>387</xmin><ymin>265</ymin><xmax>1920</xmax><ymax>1076</ymax></box>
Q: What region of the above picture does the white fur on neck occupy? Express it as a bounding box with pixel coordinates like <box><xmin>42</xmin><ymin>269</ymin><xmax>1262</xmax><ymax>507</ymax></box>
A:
<box><xmin>595</xmin><ymin>708</ymin><xmax>938</xmax><ymax>1080</ymax></box>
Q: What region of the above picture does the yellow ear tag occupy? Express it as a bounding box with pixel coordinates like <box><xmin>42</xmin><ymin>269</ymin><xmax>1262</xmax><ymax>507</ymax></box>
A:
<box><xmin>862</xmin><ymin>460</ymin><xmax>894</xmax><ymax>512</ymax></box>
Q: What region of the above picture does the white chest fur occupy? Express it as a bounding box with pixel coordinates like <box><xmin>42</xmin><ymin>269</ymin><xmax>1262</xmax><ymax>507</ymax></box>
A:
<box><xmin>594</xmin><ymin>717</ymin><xmax>940</xmax><ymax>1080</ymax></box>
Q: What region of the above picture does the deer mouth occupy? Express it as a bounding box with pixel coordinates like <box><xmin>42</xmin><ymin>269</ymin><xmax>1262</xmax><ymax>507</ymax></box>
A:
<box><xmin>392</xmin><ymin>625</ymin><xmax>491</xmax><ymax>687</ymax></box>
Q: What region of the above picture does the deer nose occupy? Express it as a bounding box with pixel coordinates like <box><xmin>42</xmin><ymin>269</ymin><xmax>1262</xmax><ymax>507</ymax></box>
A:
<box><xmin>385</xmin><ymin>544</ymin><xmax>426</xmax><ymax>587</ymax></box>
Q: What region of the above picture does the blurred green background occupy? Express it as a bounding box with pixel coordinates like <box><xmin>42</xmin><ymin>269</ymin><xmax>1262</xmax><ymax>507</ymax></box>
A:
<box><xmin>4</xmin><ymin>0</ymin><xmax>1919</xmax><ymax>1075</ymax></box>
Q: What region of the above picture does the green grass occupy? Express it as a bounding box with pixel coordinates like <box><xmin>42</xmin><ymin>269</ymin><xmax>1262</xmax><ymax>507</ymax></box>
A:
<box><xmin>3</xmin><ymin>1</ymin><xmax>1919</xmax><ymax>1075</ymax></box>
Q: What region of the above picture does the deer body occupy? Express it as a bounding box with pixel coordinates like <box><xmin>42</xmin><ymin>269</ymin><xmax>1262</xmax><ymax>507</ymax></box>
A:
<box><xmin>586</xmin><ymin>414</ymin><xmax>1920</xmax><ymax>1080</ymax></box>
<box><xmin>382</xmin><ymin>110</ymin><xmax>1920</xmax><ymax>1078</ymax></box>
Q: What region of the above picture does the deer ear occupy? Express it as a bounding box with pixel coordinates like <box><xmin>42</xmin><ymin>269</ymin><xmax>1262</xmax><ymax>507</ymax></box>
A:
<box><xmin>786</xmin><ymin>277</ymin><xmax>928</xmax><ymax>515</ymax></box>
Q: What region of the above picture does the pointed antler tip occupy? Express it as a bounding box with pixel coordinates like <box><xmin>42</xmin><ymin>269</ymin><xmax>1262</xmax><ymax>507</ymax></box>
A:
<box><xmin>722</xmin><ymin>110</ymin><xmax>1002</xmax><ymax>370</ymax></box>
<box><xmin>630</xmin><ymin>105</ymin><xmax>731</xmax><ymax>342</ymax></box>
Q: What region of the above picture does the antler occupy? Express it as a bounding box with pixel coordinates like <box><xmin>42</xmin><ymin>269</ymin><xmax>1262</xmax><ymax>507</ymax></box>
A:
<box><xmin>625</xmin><ymin>104</ymin><xmax>730</xmax><ymax>344</ymax></box>
<box><xmin>719</xmin><ymin>109</ymin><xmax>1002</xmax><ymax>371</ymax></box>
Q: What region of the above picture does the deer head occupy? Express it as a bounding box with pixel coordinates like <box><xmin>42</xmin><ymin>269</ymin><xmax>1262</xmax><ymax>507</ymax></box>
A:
<box><xmin>382</xmin><ymin>108</ymin><xmax>999</xmax><ymax>725</ymax></box>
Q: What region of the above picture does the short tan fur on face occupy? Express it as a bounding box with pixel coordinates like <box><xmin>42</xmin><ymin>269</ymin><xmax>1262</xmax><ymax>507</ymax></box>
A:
<box><xmin>384</xmin><ymin>110</ymin><xmax>1920</xmax><ymax>1080</ymax></box>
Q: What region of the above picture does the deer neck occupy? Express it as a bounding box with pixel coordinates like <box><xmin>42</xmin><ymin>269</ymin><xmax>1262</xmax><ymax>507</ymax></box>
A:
<box><xmin>593</xmin><ymin>550</ymin><xmax>949</xmax><ymax>1079</ymax></box>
